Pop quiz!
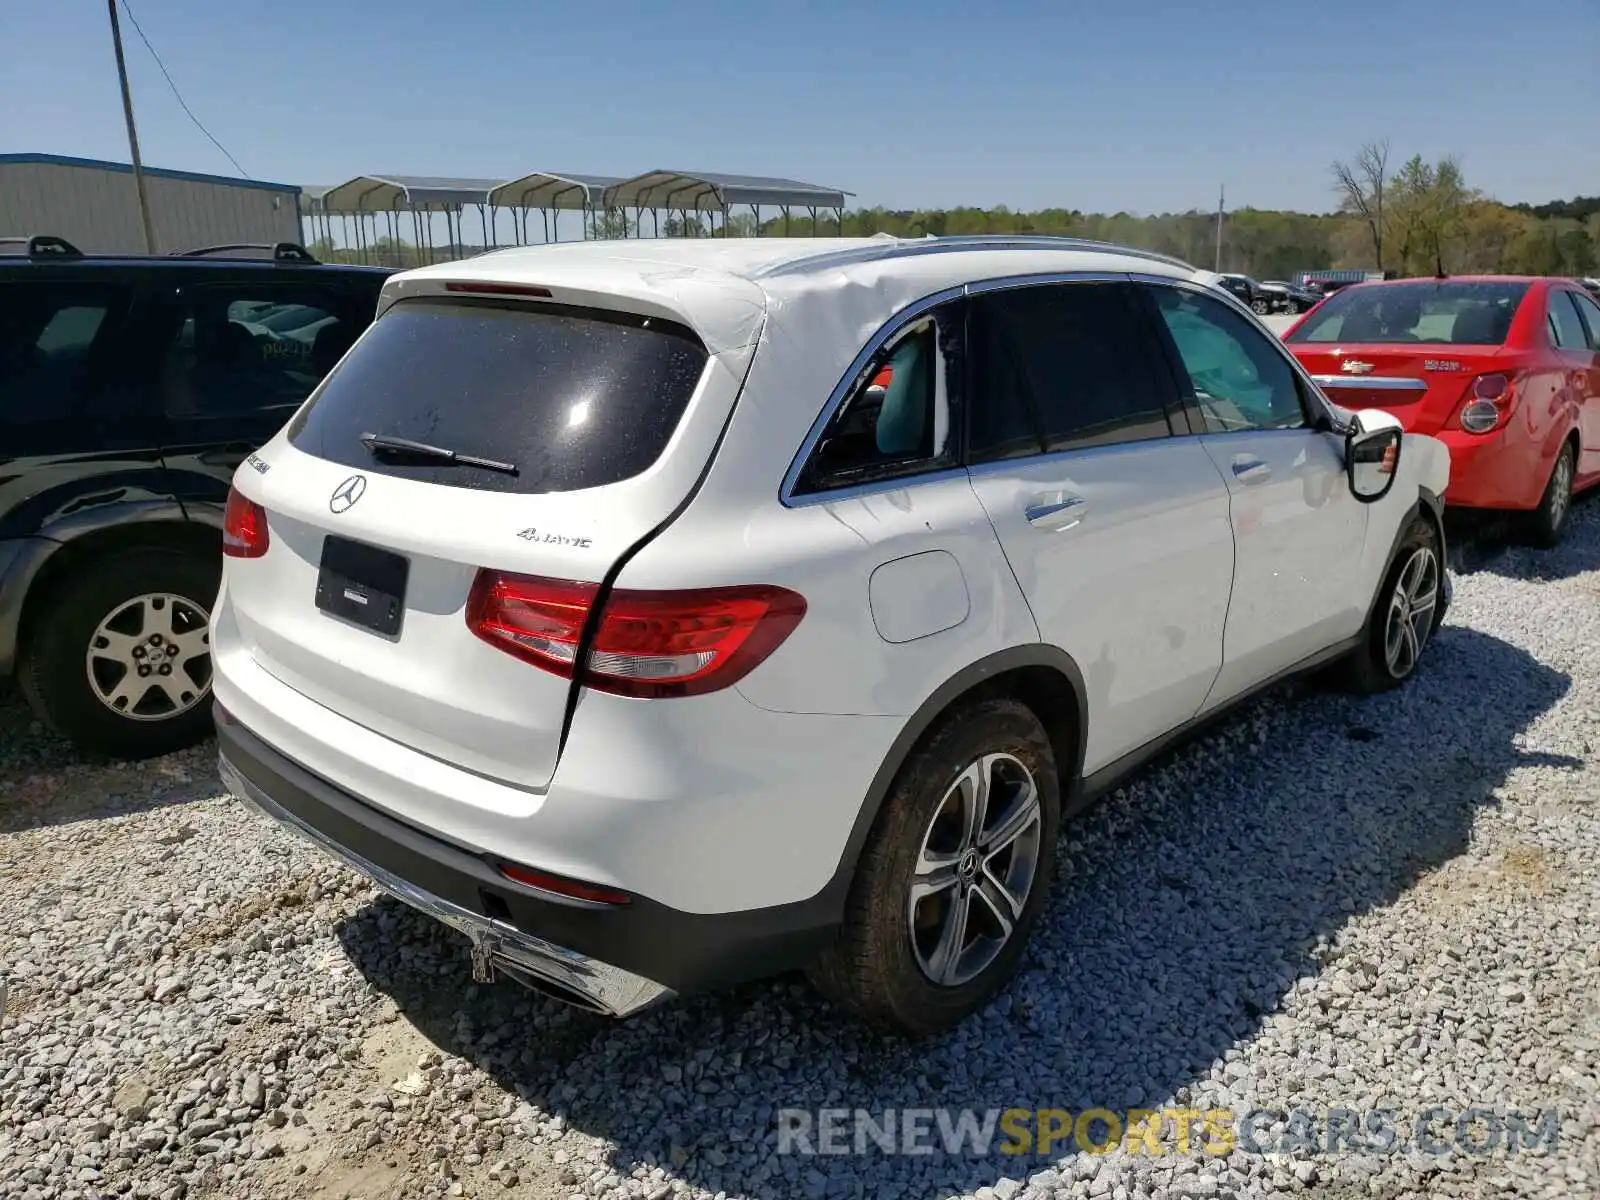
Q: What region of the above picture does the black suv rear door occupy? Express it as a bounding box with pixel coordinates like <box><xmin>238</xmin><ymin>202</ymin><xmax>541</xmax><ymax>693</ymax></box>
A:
<box><xmin>151</xmin><ymin>271</ymin><xmax>378</xmax><ymax>518</ymax></box>
<box><xmin>0</xmin><ymin>271</ymin><xmax>177</xmax><ymax>540</ymax></box>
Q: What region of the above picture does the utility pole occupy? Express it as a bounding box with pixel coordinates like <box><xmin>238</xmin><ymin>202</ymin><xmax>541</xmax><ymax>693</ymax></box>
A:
<box><xmin>1209</xmin><ymin>183</ymin><xmax>1222</xmax><ymax>272</ymax></box>
<box><xmin>107</xmin><ymin>0</ymin><xmax>158</xmax><ymax>254</ymax></box>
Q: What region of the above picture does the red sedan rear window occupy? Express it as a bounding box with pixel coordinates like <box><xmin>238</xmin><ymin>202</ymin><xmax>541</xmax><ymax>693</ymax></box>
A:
<box><xmin>1287</xmin><ymin>281</ymin><xmax>1529</xmax><ymax>346</ymax></box>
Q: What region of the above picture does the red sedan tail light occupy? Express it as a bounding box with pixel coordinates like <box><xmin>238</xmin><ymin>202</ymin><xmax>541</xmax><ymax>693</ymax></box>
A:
<box><xmin>1455</xmin><ymin>371</ymin><xmax>1518</xmax><ymax>435</ymax></box>
<box><xmin>466</xmin><ymin>572</ymin><xmax>806</xmax><ymax>698</ymax></box>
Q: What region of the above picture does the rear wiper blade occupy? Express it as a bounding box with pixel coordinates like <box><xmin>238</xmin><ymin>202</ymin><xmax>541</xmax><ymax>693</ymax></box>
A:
<box><xmin>360</xmin><ymin>432</ymin><xmax>518</xmax><ymax>476</ymax></box>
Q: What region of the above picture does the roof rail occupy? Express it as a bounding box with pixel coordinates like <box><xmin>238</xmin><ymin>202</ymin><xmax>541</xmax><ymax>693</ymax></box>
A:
<box><xmin>750</xmin><ymin>233</ymin><xmax>1199</xmax><ymax>280</ymax></box>
<box><xmin>0</xmin><ymin>234</ymin><xmax>85</xmax><ymax>258</ymax></box>
<box><xmin>170</xmin><ymin>242</ymin><xmax>318</xmax><ymax>263</ymax></box>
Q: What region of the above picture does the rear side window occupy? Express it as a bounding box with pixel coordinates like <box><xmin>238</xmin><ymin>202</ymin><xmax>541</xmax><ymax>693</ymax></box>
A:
<box><xmin>288</xmin><ymin>298</ymin><xmax>709</xmax><ymax>495</ymax></box>
<box><xmin>969</xmin><ymin>281</ymin><xmax>1175</xmax><ymax>458</ymax></box>
<box><xmin>1571</xmin><ymin>291</ymin><xmax>1600</xmax><ymax>350</ymax></box>
<box><xmin>162</xmin><ymin>286</ymin><xmax>353</xmax><ymax>419</ymax></box>
<box><xmin>1287</xmin><ymin>280</ymin><xmax>1528</xmax><ymax>346</ymax></box>
<box><xmin>0</xmin><ymin>283</ymin><xmax>129</xmax><ymax>422</ymax></box>
<box><xmin>1548</xmin><ymin>291</ymin><xmax>1589</xmax><ymax>351</ymax></box>
<box><xmin>793</xmin><ymin>314</ymin><xmax>957</xmax><ymax>494</ymax></box>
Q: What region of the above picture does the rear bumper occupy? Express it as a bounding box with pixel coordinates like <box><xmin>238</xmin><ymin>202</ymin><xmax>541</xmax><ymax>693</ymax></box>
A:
<box><xmin>216</xmin><ymin>706</ymin><xmax>837</xmax><ymax>1007</ymax></box>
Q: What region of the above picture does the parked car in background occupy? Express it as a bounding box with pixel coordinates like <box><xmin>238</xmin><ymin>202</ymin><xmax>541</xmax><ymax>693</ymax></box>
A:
<box><xmin>0</xmin><ymin>235</ymin><xmax>392</xmax><ymax>756</ymax></box>
<box><xmin>1215</xmin><ymin>272</ymin><xmax>1272</xmax><ymax>314</ymax></box>
<box><xmin>216</xmin><ymin>235</ymin><xmax>1450</xmax><ymax>1034</ymax></box>
<box><xmin>1580</xmin><ymin>277</ymin><xmax>1600</xmax><ymax>300</ymax></box>
<box><xmin>1284</xmin><ymin>276</ymin><xmax>1600</xmax><ymax>546</ymax></box>
<box><xmin>1259</xmin><ymin>279</ymin><xmax>1321</xmax><ymax>314</ymax></box>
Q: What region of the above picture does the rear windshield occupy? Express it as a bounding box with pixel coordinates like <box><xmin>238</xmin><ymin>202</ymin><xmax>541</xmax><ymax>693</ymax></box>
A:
<box><xmin>1287</xmin><ymin>280</ymin><xmax>1529</xmax><ymax>346</ymax></box>
<box><xmin>287</xmin><ymin>297</ymin><xmax>708</xmax><ymax>494</ymax></box>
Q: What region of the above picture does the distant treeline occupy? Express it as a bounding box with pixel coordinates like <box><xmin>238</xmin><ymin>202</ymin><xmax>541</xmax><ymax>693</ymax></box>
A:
<box><xmin>310</xmin><ymin>146</ymin><xmax>1600</xmax><ymax>282</ymax></box>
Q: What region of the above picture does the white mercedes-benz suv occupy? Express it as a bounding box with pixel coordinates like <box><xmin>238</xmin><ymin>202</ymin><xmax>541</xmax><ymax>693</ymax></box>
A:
<box><xmin>213</xmin><ymin>236</ymin><xmax>1451</xmax><ymax>1035</ymax></box>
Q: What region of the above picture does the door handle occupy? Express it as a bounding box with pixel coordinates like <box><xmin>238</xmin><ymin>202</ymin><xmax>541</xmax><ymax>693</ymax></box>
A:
<box><xmin>1231</xmin><ymin>455</ymin><xmax>1272</xmax><ymax>484</ymax></box>
<box><xmin>1024</xmin><ymin>493</ymin><xmax>1087</xmax><ymax>529</ymax></box>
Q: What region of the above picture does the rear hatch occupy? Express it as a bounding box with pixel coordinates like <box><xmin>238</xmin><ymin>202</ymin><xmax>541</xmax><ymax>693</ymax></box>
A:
<box><xmin>222</xmin><ymin>278</ymin><xmax>759</xmax><ymax>790</ymax></box>
<box><xmin>1284</xmin><ymin>279</ymin><xmax>1529</xmax><ymax>434</ymax></box>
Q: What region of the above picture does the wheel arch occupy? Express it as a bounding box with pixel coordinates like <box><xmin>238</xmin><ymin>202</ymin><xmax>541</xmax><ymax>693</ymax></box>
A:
<box><xmin>16</xmin><ymin>516</ymin><xmax>220</xmax><ymax>662</ymax></box>
<box><xmin>1363</xmin><ymin>490</ymin><xmax>1446</xmax><ymax>639</ymax></box>
<box><xmin>816</xmin><ymin>644</ymin><xmax>1089</xmax><ymax>918</ymax></box>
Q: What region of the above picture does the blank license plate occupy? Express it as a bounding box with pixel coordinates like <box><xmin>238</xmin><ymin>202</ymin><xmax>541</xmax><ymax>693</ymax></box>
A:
<box><xmin>315</xmin><ymin>536</ymin><xmax>408</xmax><ymax>636</ymax></box>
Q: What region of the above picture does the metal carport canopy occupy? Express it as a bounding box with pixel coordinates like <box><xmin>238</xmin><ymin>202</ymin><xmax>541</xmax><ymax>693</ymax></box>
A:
<box><xmin>601</xmin><ymin>170</ymin><xmax>852</xmax><ymax>212</ymax></box>
<box><xmin>488</xmin><ymin>172</ymin><xmax>621</xmax><ymax>210</ymax></box>
<box><xmin>319</xmin><ymin>174</ymin><xmax>501</xmax><ymax>212</ymax></box>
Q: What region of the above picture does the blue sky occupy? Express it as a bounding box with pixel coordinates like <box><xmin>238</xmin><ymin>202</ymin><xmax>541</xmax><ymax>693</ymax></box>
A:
<box><xmin>7</xmin><ymin>0</ymin><xmax>1598</xmax><ymax>215</ymax></box>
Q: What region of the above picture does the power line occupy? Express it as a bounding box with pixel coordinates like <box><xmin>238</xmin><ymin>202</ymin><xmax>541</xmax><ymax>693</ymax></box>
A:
<box><xmin>116</xmin><ymin>0</ymin><xmax>250</xmax><ymax>179</ymax></box>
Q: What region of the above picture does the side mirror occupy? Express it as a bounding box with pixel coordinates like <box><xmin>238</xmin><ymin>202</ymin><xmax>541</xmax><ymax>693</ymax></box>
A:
<box><xmin>1346</xmin><ymin>409</ymin><xmax>1403</xmax><ymax>503</ymax></box>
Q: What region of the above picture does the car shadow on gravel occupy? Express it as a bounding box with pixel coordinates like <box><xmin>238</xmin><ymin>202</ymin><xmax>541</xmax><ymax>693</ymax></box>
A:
<box><xmin>0</xmin><ymin>683</ymin><xmax>220</xmax><ymax>834</ymax></box>
<box><xmin>1448</xmin><ymin>492</ymin><xmax>1600</xmax><ymax>583</ymax></box>
<box><xmin>336</xmin><ymin>623</ymin><xmax>1574</xmax><ymax>1200</ymax></box>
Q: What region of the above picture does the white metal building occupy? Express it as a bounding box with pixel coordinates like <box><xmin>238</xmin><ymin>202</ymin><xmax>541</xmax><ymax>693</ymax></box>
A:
<box><xmin>0</xmin><ymin>153</ymin><xmax>300</xmax><ymax>254</ymax></box>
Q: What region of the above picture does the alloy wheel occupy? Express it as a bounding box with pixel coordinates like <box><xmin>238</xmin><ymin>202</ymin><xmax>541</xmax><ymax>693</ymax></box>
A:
<box><xmin>1549</xmin><ymin>450</ymin><xmax>1574</xmax><ymax>531</ymax></box>
<box><xmin>86</xmin><ymin>592</ymin><xmax>213</xmax><ymax>721</ymax></box>
<box><xmin>908</xmin><ymin>752</ymin><xmax>1043</xmax><ymax>987</ymax></box>
<box><xmin>1383</xmin><ymin>547</ymin><xmax>1439</xmax><ymax>679</ymax></box>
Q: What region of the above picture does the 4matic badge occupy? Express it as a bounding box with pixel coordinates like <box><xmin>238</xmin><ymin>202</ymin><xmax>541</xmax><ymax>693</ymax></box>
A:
<box><xmin>517</xmin><ymin>527</ymin><xmax>592</xmax><ymax>549</ymax></box>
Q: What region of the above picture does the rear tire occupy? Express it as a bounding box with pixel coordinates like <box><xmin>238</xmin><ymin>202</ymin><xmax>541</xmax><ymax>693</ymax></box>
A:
<box><xmin>18</xmin><ymin>549</ymin><xmax>220</xmax><ymax>759</ymax></box>
<box><xmin>1336</xmin><ymin>514</ymin><xmax>1443</xmax><ymax>695</ymax></box>
<box><xmin>807</xmin><ymin>698</ymin><xmax>1060</xmax><ymax>1035</ymax></box>
<box><xmin>1520</xmin><ymin>441</ymin><xmax>1576</xmax><ymax>549</ymax></box>
<box><xmin>1251</xmin><ymin>298</ymin><xmax>1271</xmax><ymax>315</ymax></box>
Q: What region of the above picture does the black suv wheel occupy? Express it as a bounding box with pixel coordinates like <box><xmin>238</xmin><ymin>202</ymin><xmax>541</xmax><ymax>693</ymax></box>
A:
<box><xmin>19</xmin><ymin>549</ymin><xmax>220</xmax><ymax>759</ymax></box>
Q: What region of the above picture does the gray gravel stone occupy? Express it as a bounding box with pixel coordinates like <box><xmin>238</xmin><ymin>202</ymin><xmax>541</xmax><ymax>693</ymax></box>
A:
<box><xmin>5</xmin><ymin>508</ymin><xmax>1600</xmax><ymax>1200</ymax></box>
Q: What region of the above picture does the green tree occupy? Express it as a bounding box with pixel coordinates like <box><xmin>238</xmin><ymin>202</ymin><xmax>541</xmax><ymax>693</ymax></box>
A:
<box><xmin>586</xmin><ymin>207</ymin><xmax>634</xmax><ymax>240</ymax></box>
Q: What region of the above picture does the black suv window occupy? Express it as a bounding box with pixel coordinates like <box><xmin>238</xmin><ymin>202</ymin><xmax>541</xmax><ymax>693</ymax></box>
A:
<box><xmin>162</xmin><ymin>285</ymin><xmax>355</xmax><ymax>419</ymax></box>
<box><xmin>1146</xmin><ymin>285</ymin><xmax>1308</xmax><ymax>432</ymax></box>
<box><xmin>288</xmin><ymin>297</ymin><xmax>709</xmax><ymax>496</ymax></box>
<box><xmin>0</xmin><ymin>283</ymin><xmax>129</xmax><ymax>422</ymax></box>
<box><xmin>794</xmin><ymin>312</ymin><xmax>958</xmax><ymax>494</ymax></box>
<box><xmin>968</xmin><ymin>281</ymin><xmax>1175</xmax><ymax>461</ymax></box>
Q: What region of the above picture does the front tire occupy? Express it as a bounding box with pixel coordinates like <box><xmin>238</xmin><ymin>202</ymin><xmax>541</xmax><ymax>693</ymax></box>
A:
<box><xmin>18</xmin><ymin>548</ymin><xmax>220</xmax><ymax>759</ymax></box>
<box><xmin>1521</xmin><ymin>441</ymin><xmax>1576</xmax><ymax>549</ymax></box>
<box><xmin>1337</xmin><ymin>514</ymin><xmax>1443</xmax><ymax>695</ymax></box>
<box><xmin>807</xmin><ymin>698</ymin><xmax>1061</xmax><ymax>1035</ymax></box>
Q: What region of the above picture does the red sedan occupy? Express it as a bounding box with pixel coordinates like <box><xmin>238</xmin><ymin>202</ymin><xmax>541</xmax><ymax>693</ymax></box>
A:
<box><xmin>1283</xmin><ymin>276</ymin><xmax>1600</xmax><ymax>545</ymax></box>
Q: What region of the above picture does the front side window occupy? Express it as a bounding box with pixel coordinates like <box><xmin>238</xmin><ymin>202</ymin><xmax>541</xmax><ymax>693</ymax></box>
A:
<box><xmin>0</xmin><ymin>283</ymin><xmax>128</xmax><ymax>422</ymax></box>
<box><xmin>1548</xmin><ymin>290</ymin><xmax>1590</xmax><ymax>352</ymax></box>
<box><xmin>968</xmin><ymin>281</ymin><xmax>1175</xmax><ymax>460</ymax></box>
<box><xmin>162</xmin><ymin>287</ymin><xmax>351</xmax><ymax>419</ymax></box>
<box><xmin>794</xmin><ymin>313</ymin><xmax>955</xmax><ymax>494</ymax></box>
<box><xmin>1147</xmin><ymin>285</ymin><xmax>1307</xmax><ymax>433</ymax></box>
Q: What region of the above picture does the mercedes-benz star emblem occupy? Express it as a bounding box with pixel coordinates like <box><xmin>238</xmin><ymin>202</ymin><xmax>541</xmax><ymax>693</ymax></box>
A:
<box><xmin>329</xmin><ymin>474</ymin><xmax>367</xmax><ymax>514</ymax></box>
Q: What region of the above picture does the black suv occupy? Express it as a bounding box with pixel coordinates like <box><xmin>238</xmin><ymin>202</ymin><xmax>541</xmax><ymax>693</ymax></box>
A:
<box><xmin>0</xmin><ymin>235</ymin><xmax>392</xmax><ymax>757</ymax></box>
<box><xmin>1214</xmin><ymin>272</ymin><xmax>1272</xmax><ymax>314</ymax></box>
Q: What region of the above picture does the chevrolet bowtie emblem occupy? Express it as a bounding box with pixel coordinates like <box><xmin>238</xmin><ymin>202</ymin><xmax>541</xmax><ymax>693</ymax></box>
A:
<box><xmin>1341</xmin><ymin>360</ymin><xmax>1375</xmax><ymax>374</ymax></box>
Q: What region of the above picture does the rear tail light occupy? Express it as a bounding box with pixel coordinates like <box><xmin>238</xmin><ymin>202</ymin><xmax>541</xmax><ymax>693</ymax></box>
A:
<box><xmin>1454</xmin><ymin>372</ymin><xmax>1519</xmax><ymax>435</ymax></box>
<box><xmin>222</xmin><ymin>487</ymin><xmax>269</xmax><ymax>558</ymax></box>
<box><xmin>466</xmin><ymin>572</ymin><xmax>806</xmax><ymax>698</ymax></box>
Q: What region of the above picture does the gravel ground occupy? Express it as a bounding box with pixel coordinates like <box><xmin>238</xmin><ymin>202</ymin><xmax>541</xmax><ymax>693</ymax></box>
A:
<box><xmin>3</xmin><ymin>500</ymin><xmax>1599</xmax><ymax>1200</ymax></box>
